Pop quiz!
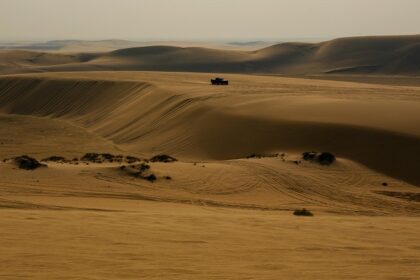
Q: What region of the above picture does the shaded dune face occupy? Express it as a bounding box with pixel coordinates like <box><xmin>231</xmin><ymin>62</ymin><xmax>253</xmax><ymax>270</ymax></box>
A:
<box><xmin>2</xmin><ymin>35</ymin><xmax>420</xmax><ymax>75</ymax></box>
<box><xmin>194</xmin><ymin>111</ymin><xmax>420</xmax><ymax>186</ymax></box>
<box><xmin>0</xmin><ymin>77</ymin><xmax>152</xmax><ymax>118</ymax></box>
<box><xmin>0</xmin><ymin>72</ymin><xmax>419</xmax><ymax>186</ymax></box>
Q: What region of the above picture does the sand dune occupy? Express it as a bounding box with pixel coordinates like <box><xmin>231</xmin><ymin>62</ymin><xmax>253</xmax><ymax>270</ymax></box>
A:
<box><xmin>0</xmin><ymin>39</ymin><xmax>274</xmax><ymax>53</ymax></box>
<box><xmin>1</xmin><ymin>38</ymin><xmax>420</xmax><ymax>279</ymax></box>
<box><xmin>0</xmin><ymin>71</ymin><xmax>419</xmax><ymax>186</ymax></box>
<box><xmin>1</xmin><ymin>35</ymin><xmax>420</xmax><ymax>75</ymax></box>
<box><xmin>0</xmin><ymin>50</ymin><xmax>97</xmax><ymax>74</ymax></box>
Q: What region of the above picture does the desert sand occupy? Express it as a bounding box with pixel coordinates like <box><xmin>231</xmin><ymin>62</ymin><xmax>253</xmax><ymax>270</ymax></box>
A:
<box><xmin>0</xmin><ymin>39</ymin><xmax>275</xmax><ymax>53</ymax></box>
<box><xmin>0</xmin><ymin>36</ymin><xmax>420</xmax><ymax>279</ymax></box>
<box><xmin>2</xmin><ymin>35</ymin><xmax>420</xmax><ymax>75</ymax></box>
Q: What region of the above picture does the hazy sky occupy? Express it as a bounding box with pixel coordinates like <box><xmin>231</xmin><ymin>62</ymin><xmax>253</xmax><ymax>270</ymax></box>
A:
<box><xmin>1</xmin><ymin>0</ymin><xmax>419</xmax><ymax>41</ymax></box>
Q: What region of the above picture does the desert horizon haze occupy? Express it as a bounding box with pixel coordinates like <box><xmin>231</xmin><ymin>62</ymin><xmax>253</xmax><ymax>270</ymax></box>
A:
<box><xmin>1</xmin><ymin>0</ymin><xmax>420</xmax><ymax>40</ymax></box>
<box><xmin>0</xmin><ymin>1</ymin><xmax>419</xmax><ymax>280</ymax></box>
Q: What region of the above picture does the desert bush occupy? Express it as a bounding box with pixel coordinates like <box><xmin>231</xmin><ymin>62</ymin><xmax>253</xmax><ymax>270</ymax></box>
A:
<box><xmin>126</xmin><ymin>156</ymin><xmax>141</xmax><ymax>163</ymax></box>
<box><xmin>149</xmin><ymin>154</ymin><xmax>177</xmax><ymax>163</ymax></box>
<box><xmin>12</xmin><ymin>155</ymin><xmax>46</xmax><ymax>170</ymax></box>
<box><xmin>81</xmin><ymin>153</ymin><xmax>123</xmax><ymax>163</ymax></box>
<box><xmin>293</xmin><ymin>208</ymin><xmax>314</xmax><ymax>216</ymax></box>
<box><xmin>317</xmin><ymin>152</ymin><xmax>335</xmax><ymax>165</ymax></box>
<box><xmin>138</xmin><ymin>163</ymin><xmax>150</xmax><ymax>172</ymax></box>
<box><xmin>302</xmin><ymin>152</ymin><xmax>335</xmax><ymax>165</ymax></box>
<box><xmin>41</xmin><ymin>156</ymin><xmax>67</xmax><ymax>162</ymax></box>
<box><xmin>81</xmin><ymin>153</ymin><xmax>102</xmax><ymax>162</ymax></box>
<box><xmin>143</xmin><ymin>174</ymin><xmax>157</xmax><ymax>182</ymax></box>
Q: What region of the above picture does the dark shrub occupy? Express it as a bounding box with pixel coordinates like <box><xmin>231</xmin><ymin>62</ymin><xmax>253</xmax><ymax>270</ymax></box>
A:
<box><xmin>317</xmin><ymin>152</ymin><xmax>336</xmax><ymax>165</ymax></box>
<box><xmin>101</xmin><ymin>153</ymin><xmax>114</xmax><ymax>161</ymax></box>
<box><xmin>126</xmin><ymin>156</ymin><xmax>141</xmax><ymax>163</ymax></box>
<box><xmin>41</xmin><ymin>156</ymin><xmax>67</xmax><ymax>162</ymax></box>
<box><xmin>143</xmin><ymin>174</ymin><xmax>157</xmax><ymax>182</ymax></box>
<box><xmin>81</xmin><ymin>153</ymin><xmax>122</xmax><ymax>163</ymax></box>
<box><xmin>149</xmin><ymin>154</ymin><xmax>177</xmax><ymax>163</ymax></box>
<box><xmin>81</xmin><ymin>153</ymin><xmax>101</xmax><ymax>162</ymax></box>
<box><xmin>302</xmin><ymin>152</ymin><xmax>336</xmax><ymax>166</ymax></box>
<box><xmin>138</xmin><ymin>163</ymin><xmax>150</xmax><ymax>172</ymax></box>
<box><xmin>13</xmin><ymin>155</ymin><xmax>46</xmax><ymax>170</ymax></box>
<box><xmin>247</xmin><ymin>153</ymin><xmax>279</xmax><ymax>159</ymax></box>
<box><xmin>293</xmin><ymin>208</ymin><xmax>314</xmax><ymax>216</ymax></box>
<box><xmin>302</xmin><ymin>152</ymin><xmax>317</xmax><ymax>161</ymax></box>
<box><xmin>247</xmin><ymin>154</ymin><xmax>263</xmax><ymax>159</ymax></box>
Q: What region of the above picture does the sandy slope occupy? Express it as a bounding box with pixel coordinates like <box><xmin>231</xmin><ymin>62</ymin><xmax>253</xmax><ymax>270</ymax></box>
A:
<box><xmin>0</xmin><ymin>148</ymin><xmax>419</xmax><ymax>279</ymax></box>
<box><xmin>1</xmin><ymin>205</ymin><xmax>420</xmax><ymax>280</ymax></box>
<box><xmin>1</xmin><ymin>35</ymin><xmax>420</xmax><ymax>75</ymax></box>
<box><xmin>0</xmin><ymin>69</ymin><xmax>419</xmax><ymax>278</ymax></box>
<box><xmin>0</xmin><ymin>112</ymin><xmax>417</xmax><ymax>215</ymax></box>
<box><xmin>0</xmin><ymin>39</ymin><xmax>274</xmax><ymax>53</ymax></box>
<box><xmin>0</xmin><ymin>71</ymin><xmax>419</xmax><ymax>185</ymax></box>
<box><xmin>0</xmin><ymin>50</ymin><xmax>97</xmax><ymax>74</ymax></box>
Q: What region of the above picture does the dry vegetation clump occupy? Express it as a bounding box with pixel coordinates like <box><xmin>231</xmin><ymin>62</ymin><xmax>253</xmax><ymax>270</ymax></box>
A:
<box><xmin>41</xmin><ymin>156</ymin><xmax>69</xmax><ymax>163</ymax></box>
<box><xmin>135</xmin><ymin>163</ymin><xmax>157</xmax><ymax>182</ymax></box>
<box><xmin>81</xmin><ymin>153</ymin><xmax>142</xmax><ymax>164</ymax></box>
<box><xmin>293</xmin><ymin>208</ymin><xmax>314</xmax><ymax>216</ymax></box>
<box><xmin>247</xmin><ymin>153</ymin><xmax>279</xmax><ymax>159</ymax></box>
<box><xmin>138</xmin><ymin>162</ymin><xmax>151</xmax><ymax>172</ymax></box>
<box><xmin>81</xmin><ymin>153</ymin><xmax>111</xmax><ymax>163</ymax></box>
<box><xmin>120</xmin><ymin>161</ymin><xmax>173</xmax><ymax>183</ymax></box>
<box><xmin>121</xmin><ymin>162</ymin><xmax>157</xmax><ymax>182</ymax></box>
<box><xmin>6</xmin><ymin>155</ymin><xmax>47</xmax><ymax>170</ymax></box>
<box><xmin>149</xmin><ymin>154</ymin><xmax>177</xmax><ymax>163</ymax></box>
<box><xmin>126</xmin><ymin>156</ymin><xmax>142</xmax><ymax>163</ymax></box>
<box><xmin>142</xmin><ymin>174</ymin><xmax>157</xmax><ymax>182</ymax></box>
<box><xmin>302</xmin><ymin>152</ymin><xmax>336</xmax><ymax>165</ymax></box>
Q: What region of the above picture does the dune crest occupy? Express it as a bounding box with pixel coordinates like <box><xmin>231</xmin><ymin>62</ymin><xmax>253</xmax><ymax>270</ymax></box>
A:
<box><xmin>2</xmin><ymin>35</ymin><xmax>420</xmax><ymax>75</ymax></box>
<box><xmin>0</xmin><ymin>72</ymin><xmax>419</xmax><ymax>186</ymax></box>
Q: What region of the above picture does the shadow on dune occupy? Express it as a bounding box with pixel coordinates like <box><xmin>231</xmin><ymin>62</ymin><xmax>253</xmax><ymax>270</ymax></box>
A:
<box><xmin>194</xmin><ymin>111</ymin><xmax>420</xmax><ymax>186</ymax></box>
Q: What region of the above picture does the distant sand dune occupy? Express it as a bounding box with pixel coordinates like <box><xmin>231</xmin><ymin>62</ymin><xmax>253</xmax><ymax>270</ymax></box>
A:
<box><xmin>1</xmin><ymin>35</ymin><xmax>420</xmax><ymax>75</ymax></box>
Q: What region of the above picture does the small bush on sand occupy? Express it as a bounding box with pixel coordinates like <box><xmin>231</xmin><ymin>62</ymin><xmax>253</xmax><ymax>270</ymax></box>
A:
<box><xmin>81</xmin><ymin>153</ymin><xmax>123</xmax><ymax>163</ymax></box>
<box><xmin>126</xmin><ymin>156</ymin><xmax>142</xmax><ymax>163</ymax></box>
<box><xmin>149</xmin><ymin>154</ymin><xmax>177</xmax><ymax>163</ymax></box>
<box><xmin>138</xmin><ymin>163</ymin><xmax>150</xmax><ymax>172</ymax></box>
<box><xmin>247</xmin><ymin>153</ymin><xmax>279</xmax><ymax>159</ymax></box>
<box><xmin>12</xmin><ymin>155</ymin><xmax>46</xmax><ymax>170</ymax></box>
<box><xmin>293</xmin><ymin>208</ymin><xmax>314</xmax><ymax>217</ymax></box>
<box><xmin>41</xmin><ymin>156</ymin><xmax>67</xmax><ymax>162</ymax></box>
<box><xmin>143</xmin><ymin>174</ymin><xmax>157</xmax><ymax>182</ymax></box>
<box><xmin>81</xmin><ymin>153</ymin><xmax>103</xmax><ymax>163</ymax></box>
<box><xmin>302</xmin><ymin>152</ymin><xmax>335</xmax><ymax>166</ymax></box>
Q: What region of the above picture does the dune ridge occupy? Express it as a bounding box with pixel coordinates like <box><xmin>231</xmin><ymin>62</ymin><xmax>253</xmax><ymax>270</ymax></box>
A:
<box><xmin>1</xmin><ymin>71</ymin><xmax>419</xmax><ymax>280</ymax></box>
<box><xmin>0</xmin><ymin>72</ymin><xmax>419</xmax><ymax>186</ymax></box>
<box><xmin>1</xmin><ymin>35</ymin><xmax>420</xmax><ymax>75</ymax></box>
